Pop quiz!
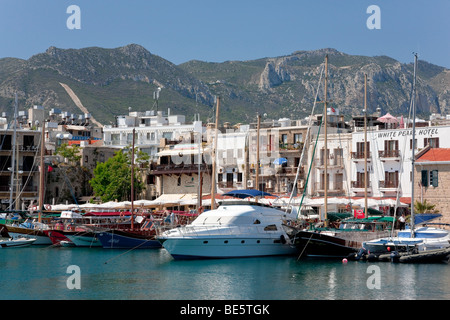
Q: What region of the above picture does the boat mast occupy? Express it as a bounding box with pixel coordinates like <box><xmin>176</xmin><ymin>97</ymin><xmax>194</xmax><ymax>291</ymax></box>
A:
<box><xmin>364</xmin><ymin>74</ymin><xmax>368</xmax><ymax>218</ymax></box>
<box><xmin>410</xmin><ymin>53</ymin><xmax>418</xmax><ymax>238</ymax></box>
<box><xmin>256</xmin><ymin>113</ymin><xmax>261</xmax><ymax>192</ymax></box>
<box><xmin>8</xmin><ymin>93</ymin><xmax>18</xmax><ymax>211</ymax></box>
<box><xmin>211</xmin><ymin>96</ymin><xmax>220</xmax><ymax>210</ymax></box>
<box><xmin>38</xmin><ymin>119</ymin><xmax>45</xmax><ymax>224</ymax></box>
<box><xmin>323</xmin><ymin>55</ymin><xmax>328</xmax><ymax>225</ymax></box>
<box><xmin>131</xmin><ymin>127</ymin><xmax>135</xmax><ymax>231</ymax></box>
<box><xmin>197</xmin><ymin>122</ymin><xmax>202</xmax><ymax>213</ymax></box>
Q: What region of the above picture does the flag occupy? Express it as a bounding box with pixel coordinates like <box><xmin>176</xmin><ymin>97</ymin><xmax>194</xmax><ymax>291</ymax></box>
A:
<box><xmin>327</xmin><ymin>107</ymin><xmax>339</xmax><ymax>115</ymax></box>
<box><xmin>47</xmin><ymin>165</ymin><xmax>53</xmax><ymax>173</ymax></box>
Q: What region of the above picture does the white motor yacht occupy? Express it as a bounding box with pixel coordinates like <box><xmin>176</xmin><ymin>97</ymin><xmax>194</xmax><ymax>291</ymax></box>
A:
<box><xmin>157</xmin><ymin>201</ymin><xmax>298</xmax><ymax>259</ymax></box>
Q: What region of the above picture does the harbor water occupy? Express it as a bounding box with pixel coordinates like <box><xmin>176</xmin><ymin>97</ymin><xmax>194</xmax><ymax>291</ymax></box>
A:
<box><xmin>1</xmin><ymin>246</ymin><xmax>449</xmax><ymax>302</ymax></box>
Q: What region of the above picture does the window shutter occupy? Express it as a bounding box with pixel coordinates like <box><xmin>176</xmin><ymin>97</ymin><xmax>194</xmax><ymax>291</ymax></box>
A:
<box><xmin>421</xmin><ymin>170</ymin><xmax>428</xmax><ymax>187</ymax></box>
<box><xmin>431</xmin><ymin>170</ymin><xmax>439</xmax><ymax>187</ymax></box>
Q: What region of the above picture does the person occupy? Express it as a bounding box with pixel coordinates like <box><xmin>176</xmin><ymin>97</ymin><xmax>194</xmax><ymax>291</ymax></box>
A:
<box><xmin>398</xmin><ymin>213</ymin><xmax>406</xmax><ymax>230</ymax></box>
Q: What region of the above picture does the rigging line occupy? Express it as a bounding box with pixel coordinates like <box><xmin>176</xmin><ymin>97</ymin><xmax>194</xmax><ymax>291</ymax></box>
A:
<box><xmin>57</xmin><ymin>164</ymin><xmax>80</xmax><ymax>210</ymax></box>
<box><xmin>297</xmin><ymin>117</ymin><xmax>322</xmax><ymax>214</ymax></box>
<box><xmin>286</xmin><ymin>62</ymin><xmax>325</xmax><ymax>213</ymax></box>
<box><xmin>11</xmin><ymin>131</ymin><xmax>42</xmax><ymax>209</ymax></box>
<box><xmin>103</xmin><ymin>235</ymin><xmax>158</xmax><ymax>264</ymax></box>
<box><xmin>296</xmin><ymin>232</ymin><xmax>313</xmax><ymax>261</ymax></box>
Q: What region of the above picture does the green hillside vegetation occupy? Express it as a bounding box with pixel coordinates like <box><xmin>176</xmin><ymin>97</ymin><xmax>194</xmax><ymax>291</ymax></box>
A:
<box><xmin>0</xmin><ymin>44</ymin><xmax>448</xmax><ymax>126</ymax></box>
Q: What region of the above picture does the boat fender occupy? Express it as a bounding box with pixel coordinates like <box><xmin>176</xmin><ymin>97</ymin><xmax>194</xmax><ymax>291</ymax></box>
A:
<box><xmin>390</xmin><ymin>251</ymin><xmax>400</xmax><ymax>263</ymax></box>
<box><xmin>367</xmin><ymin>253</ymin><xmax>378</xmax><ymax>262</ymax></box>
<box><xmin>280</xmin><ymin>235</ymin><xmax>286</xmax><ymax>244</ymax></box>
<box><xmin>355</xmin><ymin>248</ymin><xmax>367</xmax><ymax>260</ymax></box>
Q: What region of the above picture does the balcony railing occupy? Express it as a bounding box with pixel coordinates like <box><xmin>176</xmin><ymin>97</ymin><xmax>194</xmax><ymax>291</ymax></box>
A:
<box><xmin>314</xmin><ymin>157</ymin><xmax>344</xmax><ymax>167</ymax></box>
<box><xmin>379</xmin><ymin>180</ymin><xmax>399</xmax><ymax>189</ymax></box>
<box><xmin>314</xmin><ymin>182</ymin><xmax>345</xmax><ymax>194</ymax></box>
<box><xmin>151</xmin><ymin>163</ymin><xmax>211</xmax><ymax>175</ymax></box>
<box><xmin>351</xmin><ymin>180</ymin><xmax>371</xmax><ymax>189</ymax></box>
<box><xmin>378</xmin><ymin>150</ymin><xmax>400</xmax><ymax>158</ymax></box>
<box><xmin>351</xmin><ymin>152</ymin><xmax>371</xmax><ymax>160</ymax></box>
<box><xmin>279</xmin><ymin>143</ymin><xmax>304</xmax><ymax>151</ymax></box>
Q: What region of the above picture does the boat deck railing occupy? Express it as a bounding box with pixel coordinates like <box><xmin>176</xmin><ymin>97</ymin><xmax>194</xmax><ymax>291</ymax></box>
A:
<box><xmin>168</xmin><ymin>224</ymin><xmax>284</xmax><ymax>239</ymax></box>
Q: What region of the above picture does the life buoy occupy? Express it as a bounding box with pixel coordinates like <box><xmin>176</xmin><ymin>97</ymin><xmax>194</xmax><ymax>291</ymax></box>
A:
<box><xmin>31</xmin><ymin>205</ymin><xmax>37</xmax><ymax>211</ymax></box>
<box><xmin>44</xmin><ymin>204</ymin><xmax>51</xmax><ymax>211</ymax></box>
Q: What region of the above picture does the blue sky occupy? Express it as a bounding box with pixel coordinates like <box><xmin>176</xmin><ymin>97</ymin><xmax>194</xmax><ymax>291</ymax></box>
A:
<box><xmin>1</xmin><ymin>0</ymin><xmax>449</xmax><ymax>68</ymax></box>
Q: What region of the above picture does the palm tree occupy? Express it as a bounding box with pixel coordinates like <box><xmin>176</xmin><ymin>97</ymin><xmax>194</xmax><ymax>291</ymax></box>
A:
<box><xmin>414</xmin><ymin>199</ymin><xmax>439</xmax><ymax>214</ymax></box>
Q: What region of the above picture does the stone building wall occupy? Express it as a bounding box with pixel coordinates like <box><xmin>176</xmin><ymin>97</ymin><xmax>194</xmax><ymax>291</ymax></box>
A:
<box><xmin>414</xmin><ymin>164</ymin><xmax>450</xmax><ymax>225</ymax></box>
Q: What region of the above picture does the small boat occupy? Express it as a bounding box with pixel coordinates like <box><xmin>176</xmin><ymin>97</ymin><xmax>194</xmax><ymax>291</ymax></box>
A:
<box><xmin>97</xmin><ymin>229</ymin><xmax>162</xmax><ymax>249</ymax></box>
<box><xmin>355</xmin><ymin>247</ymin><xmax>450</xmax><ymax>263</ymax></box>
<box><xmin>62</xmin><ymin>229</ymin><xmax>102</xmax><ymax>247</ymax></box>
<box><xmin>0</xmin><ymin>237</ymin><xmax>37</xmax><ymax>248</ymax></box>
<box><xmin>43</xmin><ymin>230</ymin><xmax>75</xmax><ymax>247</ymax></box>
<box><xmin>363</xmin><ymin>226</ymin><xmax>450</xmax><ymax>255</ymax></box>
<box><xmin>0</xmin><ymin>222</ymin><xmax>53</xmax><ymax>245</ymax></box>
<box><xmin>396</xmin><ymin>247</ymin><xmax>450</xmax><ymax>263</ymax></box>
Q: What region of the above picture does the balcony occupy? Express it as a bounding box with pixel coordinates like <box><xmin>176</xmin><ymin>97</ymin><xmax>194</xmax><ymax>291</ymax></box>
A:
<box><xmin>379</xmin><ymin>180</ymin><xmax>399</xmax><ymax>192</ymax></box>
<box><xmin>279</xmin><ymin>143</ymin><xmax>304</xmax><ymax>152</ymax></box>
<box><xmin>351</xmin><ymin>180</ymin><xmax>372</xmax><ymax>192</ymax></box>
<box><xmin>314</xmin><ymin>157</ymin><xmax>344</xmax><ymax>168</ymax></box>
<box><xmin>314</xmin><ymin>182</ymin><xmax>345</xmax><ymax>195</ymax></box>
<box><xmin>151</xmin><ymin>163</ymin><xmax>211</xmax><ymax>176</ymax></box>
<box><xmin>351</xmin><ymin>152</ymin><xmax>371</xmax><ymax>162</ymax></box>
<box><xmin>277</xmin><ymin>166</ymin><xmax>304</xmax><ymax>176</ymax></box>
<box><xmin>378</xmin><ymin>150</ymin><xmax>401</xmax><ymax>161</ymax></box>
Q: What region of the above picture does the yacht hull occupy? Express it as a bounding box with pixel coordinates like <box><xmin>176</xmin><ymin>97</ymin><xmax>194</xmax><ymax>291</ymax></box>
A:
<box><xmin>159</xmin><ymin>236</ymin><xmax>298</xmax><ymax>259</ymax></box>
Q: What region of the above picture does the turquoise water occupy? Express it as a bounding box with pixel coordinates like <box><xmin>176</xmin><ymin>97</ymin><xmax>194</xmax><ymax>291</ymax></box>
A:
<box><xmin>1</xmin><ymin>246</ymin><xmax>449</xmax><ymax>301</ymax></box>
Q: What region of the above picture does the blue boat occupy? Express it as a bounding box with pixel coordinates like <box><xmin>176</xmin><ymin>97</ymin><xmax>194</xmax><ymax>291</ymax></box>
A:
<box><xmin>97</xmin><ymin>229</ymin><xmax>162</xmax><ymax>249</ymax></box>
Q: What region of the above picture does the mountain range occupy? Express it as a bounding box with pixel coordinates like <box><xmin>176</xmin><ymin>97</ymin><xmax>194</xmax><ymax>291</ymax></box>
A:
<box><xmin>0</xmin><ymin>44</ymin><xmax>448</xmax><ymax>126</ymax></box>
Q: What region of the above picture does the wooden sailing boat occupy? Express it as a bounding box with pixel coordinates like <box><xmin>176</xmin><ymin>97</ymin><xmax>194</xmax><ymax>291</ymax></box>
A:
<box><xmin>292</xmin><ymin>56</ymin><xmax>391</xmax><ymax>258</ymax></box>
<box><xmin>96</xmin><ymin>128</ymin><xmax>162</xmax><ymax>249</ymax></box>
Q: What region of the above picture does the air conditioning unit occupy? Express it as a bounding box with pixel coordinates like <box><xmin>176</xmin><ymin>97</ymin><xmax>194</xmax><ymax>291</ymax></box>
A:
<box><xmin>247</xmin><ymin>180</ymin><xmax>253</xmax><ymax>187</ymax></box>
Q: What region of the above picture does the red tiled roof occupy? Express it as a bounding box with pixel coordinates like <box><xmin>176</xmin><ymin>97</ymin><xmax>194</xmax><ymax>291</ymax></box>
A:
<box><xmin>416</xmin><ymin>148</ymin><xmax>450</xmax><ymax>163</ymax></box>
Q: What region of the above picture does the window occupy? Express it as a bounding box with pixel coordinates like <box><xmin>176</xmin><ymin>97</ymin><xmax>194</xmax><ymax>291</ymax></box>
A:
<box><xmin>384</xmin><ymin>140</ymin><xmax>399</xmax><ymax>157</ymax></box>
<box><xmin>430</xmin><ymin>170</ymin><xmax>439</xmax><ymax>187</ymax></box>
<box><xmin>424</xmin><ymin>137</ymin><xmax>439</xmax><ymax>148</ymax></box>
<box><xmin>281</xmin><ymin>134</ymin><xmax>287</xmax><ymax>147</ymax></box>
<box><xmin>356</xmin><ymin>141</ymin><xmax>370</xmax><ymax>158</ymax></box>
<box><xmin>384</xmin><ymin>171</ymin><xmax>399</xmax><ymax>188</ymax></box>
<box><xmin>421</xmin><ymin>170</ymin><xmax>429</xmax><ymax>187</ymax></box>
<box><xmin>294</xmin><ymin>133</ymin><xmax>303</xmax><ymax>144</ymax></box>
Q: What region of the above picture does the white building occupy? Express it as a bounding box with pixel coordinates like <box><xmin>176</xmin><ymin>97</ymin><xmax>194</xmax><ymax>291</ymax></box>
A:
<box><xmin>102</xmin><ymin>110</ymin><xmax>203</xmax><ymax>160</ymax></box>
<box><xmin>351</xmin><ymin>124</ymin><xmax>450</xmax><ymax>203</ymax></box>
<box><xmin>216</xmin><ymin>125</ymin><xmax>249</xmax><ymax>192</ymax></box>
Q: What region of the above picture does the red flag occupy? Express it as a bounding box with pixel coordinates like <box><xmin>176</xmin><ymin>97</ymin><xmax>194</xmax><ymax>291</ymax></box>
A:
<box><xmin>47</xmin><ymin>165</ymin><xmax>53</xmax><ymax>173</ymax></box>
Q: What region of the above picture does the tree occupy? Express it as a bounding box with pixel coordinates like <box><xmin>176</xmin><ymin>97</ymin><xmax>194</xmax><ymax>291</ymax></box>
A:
<box><xmin>89</xmin><ymin>148</ymin><xmax>146</xmax><ymax>202</ymax></box>
<box><xmin>55</xmin><ymin>143</ymin><xmax>82</xmax><ymax>165</ymax></box>
<box><xmin>414</xmin><ymin>199</ymin><xmax>439</xmax><ymax>214</ymax></box>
